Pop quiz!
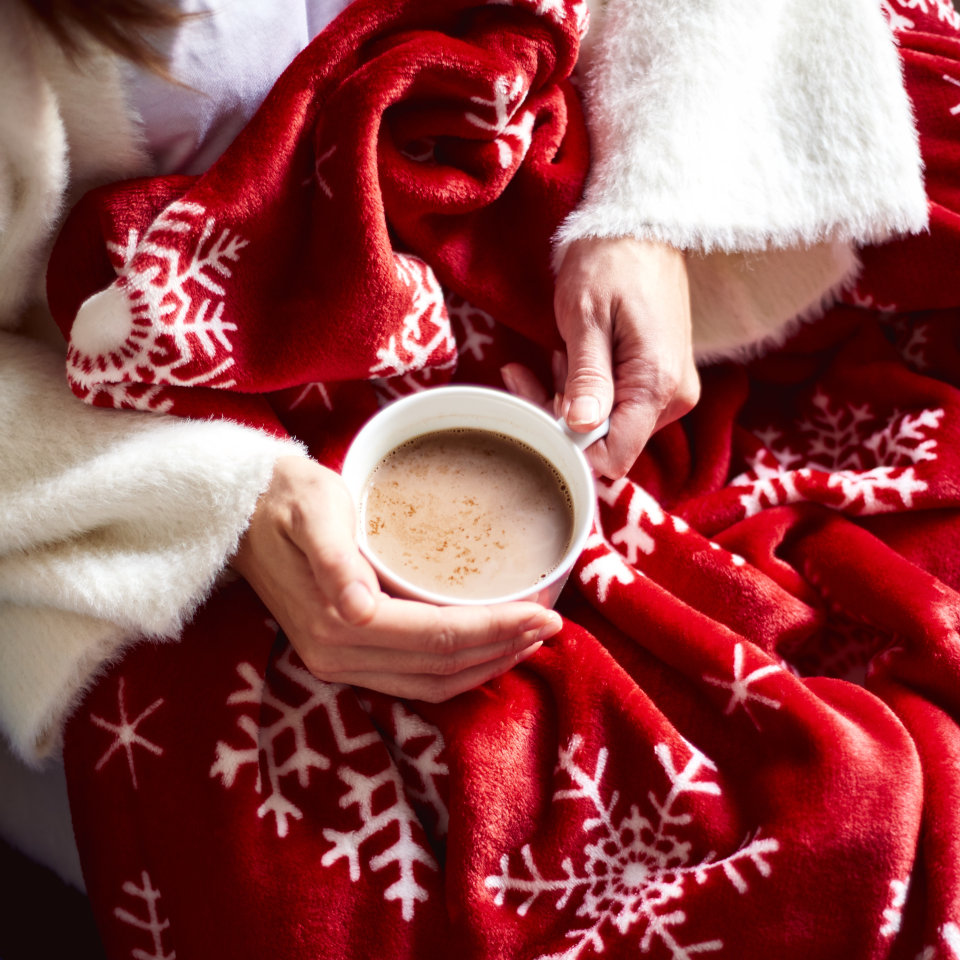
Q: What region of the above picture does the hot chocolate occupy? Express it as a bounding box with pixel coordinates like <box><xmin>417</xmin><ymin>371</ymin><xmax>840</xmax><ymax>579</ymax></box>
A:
<box><xmin>361</xmin><ymin>428</ymin><xmax>574</xmax><ymax>601</ymax></box>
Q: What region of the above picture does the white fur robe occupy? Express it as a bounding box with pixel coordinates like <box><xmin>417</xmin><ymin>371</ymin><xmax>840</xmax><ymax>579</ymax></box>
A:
<box><xmin>0</xmin><ymin>0</ymin><xmax>926</xmax><ymax>886</ymax></box>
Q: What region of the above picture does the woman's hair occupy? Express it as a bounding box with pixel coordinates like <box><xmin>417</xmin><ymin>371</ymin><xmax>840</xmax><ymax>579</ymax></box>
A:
<box><xmin>18</xmin><ymin>0</ymin><xmax>183</xmax><ymax>72</ymax></box>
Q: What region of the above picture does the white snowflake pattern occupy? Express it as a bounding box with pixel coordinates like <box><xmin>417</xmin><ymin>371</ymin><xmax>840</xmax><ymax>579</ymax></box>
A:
<box><xmin>578</xmin><ymin>529</ymin><xmax>638</xmax><ymax>602</ymax></box>
<box><xmin>489</xmin><ymin>0</ymin><xmax>570</xmax><ymax>27</ymax></box>
<box><xmin>916</xmin><ymin>922</ymin><xmax>960</xmax><ymax>960</ymax></box>
<box><xmin>465</xmin><ymin>73</ymin><xmax>536</xmax><ymax>169</ymax></box>
<box><xmin>944</xmin><ymin>922</ymin><xmax>960</xmax><ymax>958</ymax></box>
<box><xmin>67</xmin><ymin>200</ymin><xmax>247</xmax><ymax>412</ymax></box>
<box><xmin>880</xmin><ymin>877</ymin><xmax>909</xmax><ymax>938</ymax></box>
<box><xmin>702</xmin><ymin>644</ymin><xmax>783</xmax><ymax>730</ymax></box>
<box><xmin>369</xmin><ymin>254</ymin><xmax>457</xmax><ymax>395</ymax></box>
<box><xmin>880</xmin><ymin>0</ymin><xmax>917</xmax><ymax>30</ymax></box>
<box><xmin>597</xmin><ymin>477</ymin><xmax>692</xmax><ymax>563</ymax></box>
<box><xmin>382</xmin><ymin>701</ymin><xmax>451</xmax><ymax>836</ymax></box>
<box><xmin>90</xmin><ymin>677</ymin><xmax>164</xmax><ymax>790</ymax></box>
<box><xmin>732</xmin><ymin>392</ymin><xmax>944</xmax><ymax>517</ymax></box>
<box><xmin>210</xmin><ymin>646</ymin><xmax>378</xmax><ymax>838</ymax></box>
<box><xmin>83</xmin><ymin>383</ymin><xmax>176</xmax><ymax>414</ymax></box>
<box><xmin>888</xmin><ymin>317</ymin><xmax>931</xmax><ymax>371</ymax></box>
<box><xmin>446</xmin><ymin>295</ymin><xmax>496</xmax><ymax>362</ymax></box>
<box><xmin>597</xmin><ymin>478</ymin><xmax>744</xmax><ymax>567</ymax></box>
<box><xmin>846</xmin><ymin>288</ymin><xmax>898</xmax><ymax>313</ymax></box>
<box><xmin>885</xmin><ymin>0</ymin><xmax>960</xmax><ymax>30</ymax></box>
<box><xmin>312</xmin><ymin>144</ymin><xmax>337</xmax><ymax>198</ymax></box>
<box><xmin>286</xmin><ymin>380</ymin><xmax>333</xmax><ymax>411</ymax></box>
<box><xmin>485</xmin><ymin>736</ymin><xmax>779</xmax><ymax>960</ymax></box>
<box><xmin>114</xmin><ymin>870</ymin><xmax>175</xmax><ymax>960</ymax></box>
<box><xmin>210</xmin><ymin>646</ymin><xmax>444</xmax><ymax>919</ymax></box>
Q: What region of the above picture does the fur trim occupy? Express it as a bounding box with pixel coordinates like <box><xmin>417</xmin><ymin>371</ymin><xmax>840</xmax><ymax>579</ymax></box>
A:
<box><xmin>557</xmin><ymin>0</ymin><xmax>927</xmax><ymax>360</ymax></box>
<box><xmin>687</xmin><ymin>241</ymin><xmax>860</xmax><ymax>363</ymax></box>
<box><xmin>0</xmin><ymin>333</ymin><xmax>305</xmax><ymax>763</ymax></box>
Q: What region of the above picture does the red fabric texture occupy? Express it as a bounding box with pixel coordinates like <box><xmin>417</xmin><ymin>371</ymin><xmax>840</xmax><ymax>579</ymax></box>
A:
<box><xmin>50</xmin><ymin>0</ymin><xmax>960</xmax><ymax>957</ymax></box>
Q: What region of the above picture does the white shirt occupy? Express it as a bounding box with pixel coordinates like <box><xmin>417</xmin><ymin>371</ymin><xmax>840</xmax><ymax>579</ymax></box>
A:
<box><xmin>126</xmin><ymin>0</ymin><xmax>354</xmax><ymax>175</ymax></box>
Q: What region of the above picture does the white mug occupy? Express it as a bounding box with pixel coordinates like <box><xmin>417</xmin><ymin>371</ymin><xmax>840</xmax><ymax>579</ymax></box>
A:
<box><xmin>340</xmin><ymin>385</ymin><xmax>604</xmax><ymax>608</ymax></box>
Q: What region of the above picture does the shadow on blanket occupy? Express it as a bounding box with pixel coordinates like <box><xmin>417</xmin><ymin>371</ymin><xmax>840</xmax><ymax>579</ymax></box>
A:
<box><xmin>40</xmin><ymin>0</ymin><xmax>960</xmax><ymax>957</ymax></box>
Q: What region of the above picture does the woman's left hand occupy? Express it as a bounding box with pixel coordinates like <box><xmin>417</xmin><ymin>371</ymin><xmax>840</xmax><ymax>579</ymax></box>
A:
<box><xmin>505</xmin><ymin>236</ymin><xmax>699</xmax><ymax>479</ymax></box>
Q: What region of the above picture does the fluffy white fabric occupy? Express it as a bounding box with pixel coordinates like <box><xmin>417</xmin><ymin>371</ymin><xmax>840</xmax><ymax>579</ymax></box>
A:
<box><xmin>0</xmin><ymin>11</ymin><xmax>306</xmax><ymax>765</ymax></box>
<box><xmin>0</xmin><ymin>334</ymin><xmax>304</xmax><ymax>760</ymax></box>
<box><xmin>560</xmin><ymin>0</ymin><xmax>928</xmax><ymax>359</ymax></box>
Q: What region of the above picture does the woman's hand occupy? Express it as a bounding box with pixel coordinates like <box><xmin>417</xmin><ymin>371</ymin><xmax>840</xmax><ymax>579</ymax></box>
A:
<box><xmin>516</xmin><ymin>236</ymin><xmax>699</xmax><ymax>479</ymax></box>
<box><xmin>231</xmin><ymin>456</ymin><xmax>561</xmax><ymax>701</ymax></box>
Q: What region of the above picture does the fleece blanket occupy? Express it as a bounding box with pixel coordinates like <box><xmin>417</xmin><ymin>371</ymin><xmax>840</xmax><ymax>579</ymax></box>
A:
<box><xmin>47</xmin><ymin>0</ymin><xmax>960</xmax><ymax>957</ymax></box>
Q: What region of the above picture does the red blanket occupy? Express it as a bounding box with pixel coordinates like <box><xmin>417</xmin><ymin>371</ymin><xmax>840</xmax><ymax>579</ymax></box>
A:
<box><xmin>49</xmin><ymin>1</ymin><xmax>960</xmax><ymax>958</ymax></box>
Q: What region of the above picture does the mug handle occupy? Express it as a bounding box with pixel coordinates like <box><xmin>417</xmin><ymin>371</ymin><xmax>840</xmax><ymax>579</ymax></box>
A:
<box><xmin>560</xmin><ymin>418</ymin><xmax>610</xmax><ymax>452</ymax></box>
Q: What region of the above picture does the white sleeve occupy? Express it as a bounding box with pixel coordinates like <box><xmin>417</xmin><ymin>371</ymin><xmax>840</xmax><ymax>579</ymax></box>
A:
<box><xmin>557</xmin><ymin>0</ymin><xmax>928</xmax><ymax>359</ymax></box>
<box><xmin>0</xmin><ymin>332</ymin><xmax>306</xmax><ymax>764</ymax></box>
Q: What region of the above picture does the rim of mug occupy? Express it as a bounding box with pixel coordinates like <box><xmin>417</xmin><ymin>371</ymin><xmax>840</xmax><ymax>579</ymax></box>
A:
<box><xmin>341</xmin><ymin>385</ymin><xmax>596</xmax><ymax>606</ymax></box>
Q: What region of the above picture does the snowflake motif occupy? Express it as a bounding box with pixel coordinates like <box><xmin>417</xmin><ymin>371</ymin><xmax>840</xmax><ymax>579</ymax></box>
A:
<box><xmin>114</xmin><ymin>870</ymin><xmax>175</xmax><ymax>960</ymax></box>
<box><xmin>210</xmin><ymin>645</ymin><xmax>444</xmax><ymax>920</ymax></box>
<box><xmin>880</xmin><ymin>0</ymin><xmax>917</xmax><ymax>31</ymax></box>
<box><xmin>702</xmin><ymin>644</ymin><xmax>783</xmax><ymax>730</ymax></box>
<box><xmin>84</xmin><ymin>383</ymin><xmax>176</xmax><ymax>414</ymax></box>
<box><xmin>67</xmin><ymin>200</ymin><xmax>247</xmax><ymax>412</ymax></box>
<box><xmin>880</xmin><ymin>878</ymin><xmax>909</xmax><ymax>938</ymax></box>
<box><xmin>732</xmin><ymin>392</ymin><xmax>944</xmax><ymax>517</ymax></box>
<box><xmin>486</xmin><ymin>736</ymin><xmax>779</xmax><ymax>960</ymax></box>
<box><xmin>446</xmin><ymin>294</ymin><xmax>496</xmax><ymax>362</ymax></box>
<box><xmin>597</xmin><ymin>477</ymin><xmax>692</xmax><ymax>563</ymax></box>
<box><xmin>400</xmin><ymin>137</ymin><xmax>437</xmax><ymax>163</ymax></box>
<box><xmin>572</xmin><ymin>0</ymin><xmax>589</xmax><ymax>35</ymax></box>
<box><xmin>369</xmin><ymin>254</ymin><xmax>457</xmax><ymax>396</ymax></box>
<box><xmin>846</xmin><ymin>287</ymin><xmax>898</xmax><ymax>313</ymax></box>
<box><xmin>465</xmin><ymin>73</ymin><xmax>536</xmax><ymax>169</ymax></box>
<box><xmin>887</xmin><ymin>317</ymin><xmax>931</xmax><ymax>371</ymax></box>
<box><xmin>488</xmin><ymin>0</ymin><xmax>570</xmax><ymax>26</ymax></box>
<box><xmin>210</xmin><ymin>646</ymin><xmax>379</xmax><ymax>838</ymax></box>
<box><xmin>381</xmin><ymin>701</ymin><xmax>451</xmax><ymax>836</ymax></box>
<box><xmin>944</xmin><ymin>922</ymin><xmax>960</xmax><ymax>958</ymax></box>
<box><xmin>578</xmin><ymin>529</ymin><xmax>638</xmax><ymax>602</ymax></box>
<box><xmin>90</xmin><ymin>677</ymin><xmax>164</xmax><ymax>790</ymax></box>
<box><xmin>888</xmin><ymin>0</ymin><xmax>960</xmax><ymax>30</ymax></box>
<box><xmin>286</xmin><ymin>381</ymin><xmax>333</xmax><ymax>412</ymax></box>
<box><xmin>945</xmin><ymin>74</ymin><xmax>960</xmax><ymax>116</ymax></box>
<box><xmin>596</xmin><ymin>478</ymin><xmax>744</xmax><ymax>568</ymax></box>
<box><xmin>312</xmin><ymin>144</ymin><xmax>337</xmax><ymax>198</ymax></box>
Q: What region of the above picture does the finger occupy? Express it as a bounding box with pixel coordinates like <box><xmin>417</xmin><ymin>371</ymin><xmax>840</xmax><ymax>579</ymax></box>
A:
<box><xmin>289</xmin><ymin>491</ymin><xmax>381</xmax><ymax>626</ymax></box>
<box><xmin>500</xmin><ymin>363</ymin><xmax>550</xmax><ymax>407</ymax></box>
<box><xmin>341</xmin><ymin>597</ymin><xmax>562</xmax><ymax>653</ymax></box>
<box><xmin>556</xmin><ymin>310</ymin><xmax>614</xmax><ymax>432</ymax></box>
<box><xmin>332</xmin><ymin>640</ymin><xmax>545</xmax><ymax>703</ymax></box>
<box><xmin>653</xmin><ymin>360</ymin><xmax>701</xmax><ymax>433</ymax></box>
<box><xmin>304</xmin><ymin>624</ymin><xmax>549</xmax><ymax>679</ymax></box>
<box><xmin>585</xmin><ymin>395</ymin><xmax>660</xmax><ymax>480</ymax></box>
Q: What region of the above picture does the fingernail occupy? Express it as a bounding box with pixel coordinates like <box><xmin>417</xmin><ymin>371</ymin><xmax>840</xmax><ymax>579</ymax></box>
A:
<box><xmin>521</xmin><ymin>610</ymin><xmax>562</xmax><ymax>640</ymax></box>
<box><xmin>517</xmin><ymin>640</ymin><xmax>544</xmax><ymax>663</ymax></box>
<box><xmin>568</xmin><ymin>396</ymin><xmax>601</xmax><ymax>427</ymax></box>
<box><xmin>338</xmin><ymin>581</ymin><xmax>375</xmax><ymax>624</ymax></box>
<box><xmin>500</xmin><ymin>365</ymin><xmax>518</xmax><ymax>394</ymax></box>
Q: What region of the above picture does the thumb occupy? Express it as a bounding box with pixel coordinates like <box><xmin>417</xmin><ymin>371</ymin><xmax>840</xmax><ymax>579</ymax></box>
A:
<box><xmin>290</xmin><ymin>487</ymin><xmax>382</xmax><ymax>626</ymax></box>
<box><xmin>558</xmin><ymin>316</ymin><xmax>614</xmax><ymax>432</ymax></box>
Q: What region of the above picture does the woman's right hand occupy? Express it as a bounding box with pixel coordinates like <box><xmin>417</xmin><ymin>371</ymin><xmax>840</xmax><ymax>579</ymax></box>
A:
<box><xmin>231</xmin><ymin>456</ymin><xmax>561</xmax><ymax>701</ymax></box>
